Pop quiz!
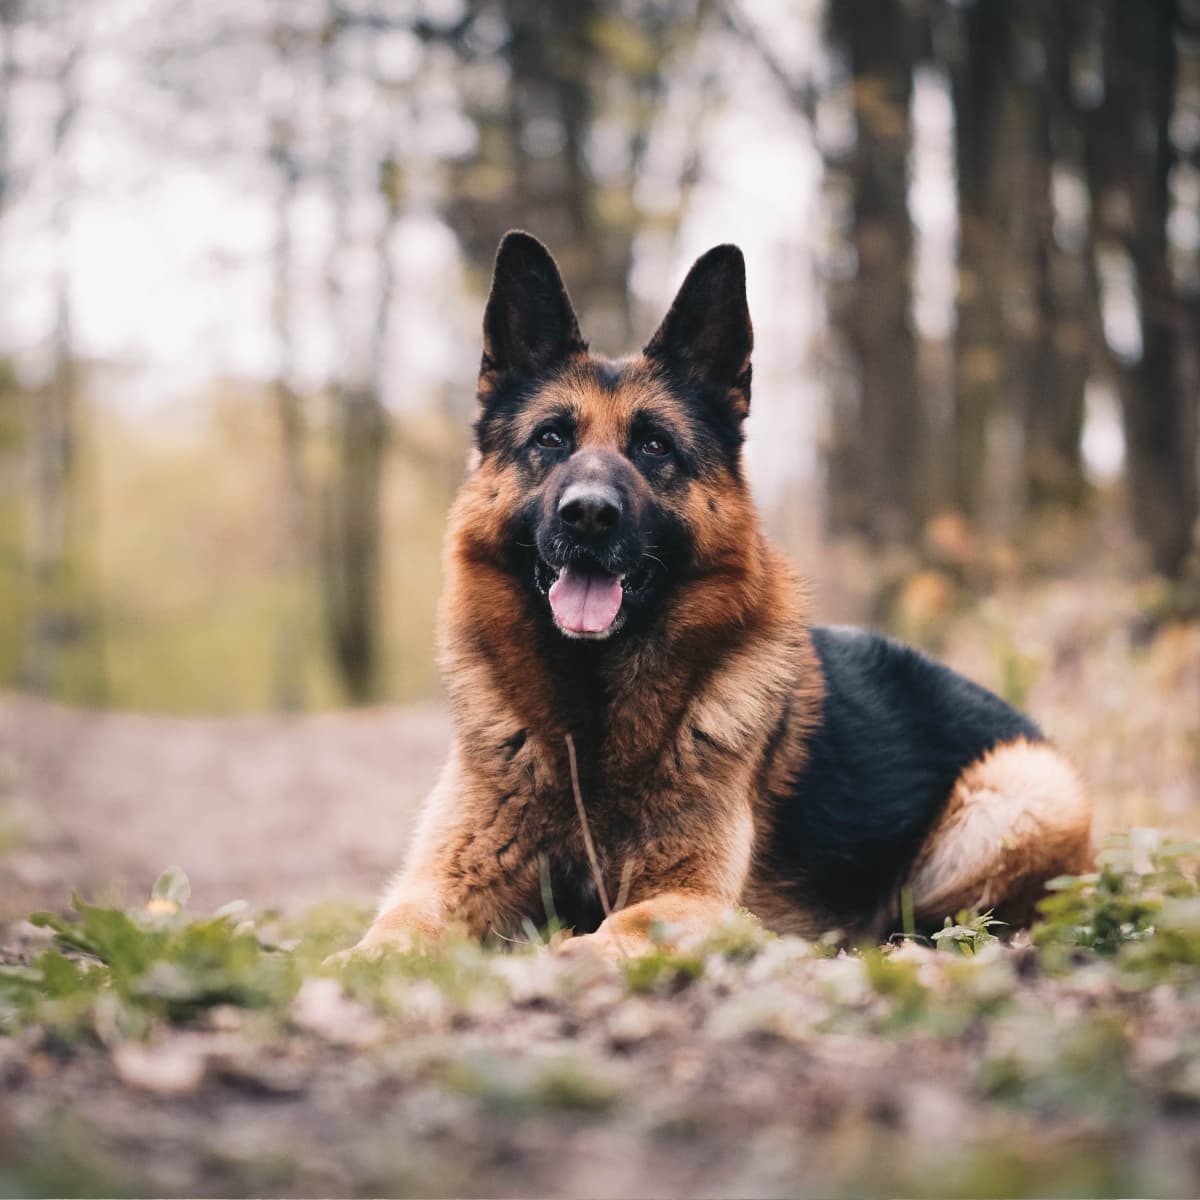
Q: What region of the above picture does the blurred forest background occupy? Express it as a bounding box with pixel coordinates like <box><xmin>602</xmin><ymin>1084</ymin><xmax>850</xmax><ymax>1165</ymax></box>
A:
<box><xmin>4</xmin><ymin>9</ymin><xmax>1200</xmax><ymax>1191</ymax></box>
<box><xmin>0</xmin><ymin>0</ymin><xmax>1197</xmax><ymax>718</ymax></box>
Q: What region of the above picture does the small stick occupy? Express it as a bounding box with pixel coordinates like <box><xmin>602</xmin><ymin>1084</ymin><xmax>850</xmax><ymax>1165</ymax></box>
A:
<box><xmin>613</xmin><ymin>857</ymin><xmax>634</xmax><ymax>915</ymax></box>
<box><xmin>565</xmin><ymin>734</ymin><xmax>633</xmax><ymax>960</ymax></box>
<box><xmin>565</xmin><ymin>733</ymin><xmax>612</xmax><ymax>919</ymax></box>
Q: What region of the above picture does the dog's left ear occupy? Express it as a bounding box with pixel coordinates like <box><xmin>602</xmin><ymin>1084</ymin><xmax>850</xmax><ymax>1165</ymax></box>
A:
<box><xmin>644</xmin><ymin>245</ymin><xmax>753</xmax><ymax>419</ymax></box>
<box><xmin>479</xmin><ymin>231</ymin><xmax>587</xmax><ymax>398</ymax></box>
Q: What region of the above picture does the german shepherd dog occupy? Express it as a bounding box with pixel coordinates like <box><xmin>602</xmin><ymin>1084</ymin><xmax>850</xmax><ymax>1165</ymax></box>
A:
<box><xmin>350</xmin><ymin>232</ymin><xmax>1092</xmax><ymax>959</ymax></box>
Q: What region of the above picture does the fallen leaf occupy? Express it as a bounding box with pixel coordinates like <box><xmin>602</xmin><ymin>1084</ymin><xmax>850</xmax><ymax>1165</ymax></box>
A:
<box><xmin>113</xmin><ymin>1036</ymin><xmax>207</xmax><ymax>1095</ymax></box>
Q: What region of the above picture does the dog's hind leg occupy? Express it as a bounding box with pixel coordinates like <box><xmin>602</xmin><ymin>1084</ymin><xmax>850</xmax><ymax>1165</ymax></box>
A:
<box><xmin>907</xmin><ymin>738</ymin><xmax>1093</xmax><ymax>928</ymax></box>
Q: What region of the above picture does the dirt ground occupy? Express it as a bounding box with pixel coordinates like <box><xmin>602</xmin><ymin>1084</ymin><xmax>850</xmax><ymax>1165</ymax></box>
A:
<box><xmin>0</xmin><ymin>697</ymin><xmax>450</xmax><ymax>927</ymax></box>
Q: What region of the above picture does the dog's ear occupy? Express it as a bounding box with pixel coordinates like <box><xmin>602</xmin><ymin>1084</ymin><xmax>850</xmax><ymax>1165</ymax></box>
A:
<box><xmin>479</xmin><ymin>232</ymin><xmax>586</xmax><ymax>396</ymax></box>
<box><xmin>644</xmin><ymin>245</ymin><xmax>753</xmax><ymax>419</ymax></box>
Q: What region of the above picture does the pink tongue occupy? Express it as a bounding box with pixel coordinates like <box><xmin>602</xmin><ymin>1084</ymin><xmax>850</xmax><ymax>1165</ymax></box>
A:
<box><xmin>548</xmin><ymin>566</ymin><xmax>623</xmax><ymax>634</ymax></box>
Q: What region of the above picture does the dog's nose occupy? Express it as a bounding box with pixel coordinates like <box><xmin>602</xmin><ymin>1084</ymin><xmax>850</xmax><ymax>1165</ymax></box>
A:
<box><xmin>558</xmin><ymin>483</ymin><xmax>622</xmax><ymax>538</ymax></box>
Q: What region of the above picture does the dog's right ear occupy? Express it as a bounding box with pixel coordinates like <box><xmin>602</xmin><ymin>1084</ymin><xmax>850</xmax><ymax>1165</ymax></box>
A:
<box><xmin>479</xmin><ymin>232</ymin><xmax>586</xmax><ymax>398</ymax></box>
<box><xmin>644</xmin><ymin>244</ymin><xmax>752</xmax><ymax>420</ymax></box>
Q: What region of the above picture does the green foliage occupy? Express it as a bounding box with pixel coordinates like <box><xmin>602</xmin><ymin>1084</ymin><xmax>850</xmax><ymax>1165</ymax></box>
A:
<box><xmin>932</xmin><ymin>909</ymin><xmax>1003</xmax><ymax>956</ymax></box>
<box><xmin>696</xmin><ymin>907</ymin><xmax>771</xmax><ymax>960</ymax></box>
<box><xmin>150</xmin><ymin>864</ymin><xmax>191</xmax><ymax>907</ymax></box>
<box><xmin>1120</xmin><ymin>894</ymin><xmax>1200</xmax><ymax>979</ymax></box>
<box><xmin>0</xmin><ymin>401</ymin><xmax>452</xmax><ymax>713</ymax></box>
<box><xmin>1</xmin><ymin>868</ymin><xmax>297</xmax><ymax>1034</ymax></box>
<box><xmin>332</xmin><ymin>936</ymin><xmax>508</xmax><ymax>1013</ymax></box>
<box><xmin>0</xmin><ymin>949</ymin><xmax>107</xmax><ymax>1036</ymax></box>
<box><xmin>861</xmin><ymin>949</ymin><xmax>929</xmax><ymax>1027</ymax></box>
<box><xmin>1033</xmin><ymin>832</ymin><xmax>1200</xmax><ymax>958</ymax></box>
<box><xmin>6</xmin><ymin>846</ymin><xmax>1196</xmax><ymax>1053</ymax></box>
<box><xmin>620</xmin><ymin>911</ymin><xmax>769</xmax><ymax>993</ymax></box>
<box><xmin>622</xmin><ymin>947</ymin><xmax>705</xmax><ymax>994</ymax></box>
<box><xmin>1035</xmin><ymin>866</ymin><xmax>1158</xmax><ymax>955</ymax></box>
<box><xmin>276</xmin><ymin>898</ymin><xmax>375</xmax><ymax>967</ymax></box>
<box><xmin>619</xmin><ymin>912</ymin><xmax>768</xmax><ymax>993</ymax></box>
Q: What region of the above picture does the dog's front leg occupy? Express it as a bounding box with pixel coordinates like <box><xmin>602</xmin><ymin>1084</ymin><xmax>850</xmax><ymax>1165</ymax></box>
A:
<box><xmin>331</xmin><ymin>867</ymin><xmax>455</xmax><ymax>963</ymax></box>
<box><xmin>352</xmin><ymin>882</ymin><xmax>451</xmax><ymax>956</ymax></box>
<box><xmin>333</xmin><ymin>760</ymin><xmax>465</xmax><ymax>960</ymax></box>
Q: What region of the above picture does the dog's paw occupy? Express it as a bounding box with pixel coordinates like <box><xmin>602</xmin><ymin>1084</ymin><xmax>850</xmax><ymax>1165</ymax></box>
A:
<box><xmin>321</xmin><ymin>941</ymin><xmax>386</xmax><ymax>969</ymax></box>
<box><xmin>322</xmin><ymin>925</ymin><xmax>432</xmax><ymax>968</ymax></box>
<box><xmin>324</xmin><ymin>904</ymin><xmax>450</xmax><ymax>968</ymax></box>
<box><xmin>555</xmin><ymin>929</ymin><xmax>630</xmax><ymax>963</ymax></box>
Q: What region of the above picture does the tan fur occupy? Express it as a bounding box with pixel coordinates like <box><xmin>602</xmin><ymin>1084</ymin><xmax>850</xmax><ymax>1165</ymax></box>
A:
<box><xmin>908</xmin><ymin>738</ymin><xmax>1094</xmax><ymax>925</ymax></box>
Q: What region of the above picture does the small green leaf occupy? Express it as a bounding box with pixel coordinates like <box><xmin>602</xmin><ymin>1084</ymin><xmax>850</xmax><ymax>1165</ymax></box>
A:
<box><xmin>152</xmin><ymin>866</ymin><xmax>191</xmax><ymax>907</ymax></box>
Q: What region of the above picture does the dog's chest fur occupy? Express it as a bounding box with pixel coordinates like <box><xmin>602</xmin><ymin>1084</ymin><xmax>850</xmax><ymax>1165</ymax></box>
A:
<box><xmin>441</xmin><ymin>630</ymin><xmax>819</xmax><ymax>939</ymax></box>
<box><xmin>448</xmin><ymin>731</ymin><xmax>701</xmax><ymax>936</ymax></box>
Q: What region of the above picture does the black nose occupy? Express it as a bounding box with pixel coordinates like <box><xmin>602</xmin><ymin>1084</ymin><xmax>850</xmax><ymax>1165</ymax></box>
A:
<box><xmin>558</xmin><ymin>483</ymin><xmax>622</xmax><ymax>538</ymax></box>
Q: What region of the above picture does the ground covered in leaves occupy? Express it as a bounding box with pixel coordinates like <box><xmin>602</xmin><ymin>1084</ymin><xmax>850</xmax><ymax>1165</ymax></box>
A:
<box><xmin>4</xmin><ymin>841</ymin><xmax>1200</xmax><ymax>1199</ymax></box>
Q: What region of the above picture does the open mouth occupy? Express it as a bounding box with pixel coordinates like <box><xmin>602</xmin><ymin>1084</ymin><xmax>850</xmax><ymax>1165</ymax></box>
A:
<box><xmin>533</xmin><ymin>550</ymin><xmax>658</xmax><ymax>640</ymax></box>
<box><xmin>547</xmin><ymin>564</ymin><xmax>625</xmax><ymax>638</ymax></box>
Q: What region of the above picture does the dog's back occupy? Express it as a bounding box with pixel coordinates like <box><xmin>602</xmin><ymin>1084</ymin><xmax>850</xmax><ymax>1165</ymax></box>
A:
<box><xmin>746</xmin><ymin>626</ymin><xmax>1091</xmax><ymax>940</ymax></box>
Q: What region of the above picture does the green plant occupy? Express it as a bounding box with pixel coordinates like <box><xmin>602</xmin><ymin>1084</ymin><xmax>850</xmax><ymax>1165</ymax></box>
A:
<box><xmin>861</xmin><ymin>949</ymin><xmax>928</xmax><ymax>1027</ymax></box>
<box><xmin>0</xmin><ymin>868</ymin><xmax>298</xmax><ymax>1035</ymax></box>
<box><xmin>1033</xmin><ymin>832</ymin><xmax>1199</xmax><ymax>957</ymax></box>
<box><xmin>931</xmin><ymin>909</ymin><xmax>1004</xmax><ymax>956</ymax></box>
<box><xmin>622</xmin><ymin>947</ymin><xmax>705</xmax><ymax>994</ymax></box>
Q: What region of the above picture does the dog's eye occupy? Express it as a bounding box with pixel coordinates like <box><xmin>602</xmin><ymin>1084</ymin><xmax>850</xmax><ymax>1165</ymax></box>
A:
<box><xmin>640</xmin><ymin>436</ymin><xmax>670</xmax><ymax>458</ymax></box>
<box><xmin>536</xmin><ymin>428</ymin><xmax>566</xmax><ymax>450</ymax></box>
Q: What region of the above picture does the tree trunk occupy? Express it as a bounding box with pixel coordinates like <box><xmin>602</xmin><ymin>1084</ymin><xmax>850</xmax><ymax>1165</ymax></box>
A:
<box><xmin>1012</xmin><ymin>7</ymin><xmax>1088</xmax><ymax>514</ymax></box>
<box><xmin>442</xmin><ymin>0</ymin><xmax>680</xmax><ymax>352</ymax></box>
<box><xmin>320</xmin><ymin>156</ymin><xmax>395</xmax><ymax>706</ymax></box>
<box><xmin>22</xmin><ymin>25</ymin><xmax>103</xmax><ymax>700</ymax></box>
<box><xmin>1073</xmin><ymin>0</ymin><xmax>1197</xmax><ymax>578</ymax></box>
<box><xmin>268</xmin><ymin>21</ymin><xmax>308</xmax><ymax>712</ymax></box>
<box><xmin>318</xmin><ymin>1</ymin><xmax>387</xmax><ymax>704</ymax></box>
<box><xmin>942</xmin><ymin>0</ymin><xmax>1012</xmax><ymax>524</ymax></box>
<box><xmin>1025</xmin><ymin>245</ymin><xmax>1089</xmax><ymax>513</ymax></box>
<box><xmin>322</xmin><ymin>387</ymin><xmax>385</xmax><ymax>704</ymax></box>
<box><xmin>826</xmin><ymin>0</ymin><xmax>920</xmax><ymax>544</ymax></box>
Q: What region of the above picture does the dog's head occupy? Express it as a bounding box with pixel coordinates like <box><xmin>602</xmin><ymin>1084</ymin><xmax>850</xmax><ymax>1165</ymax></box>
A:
<box><xmin>467</xmin><ymin>231</ymin><xmax>756</xmax><ymax>642</ymax></box>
